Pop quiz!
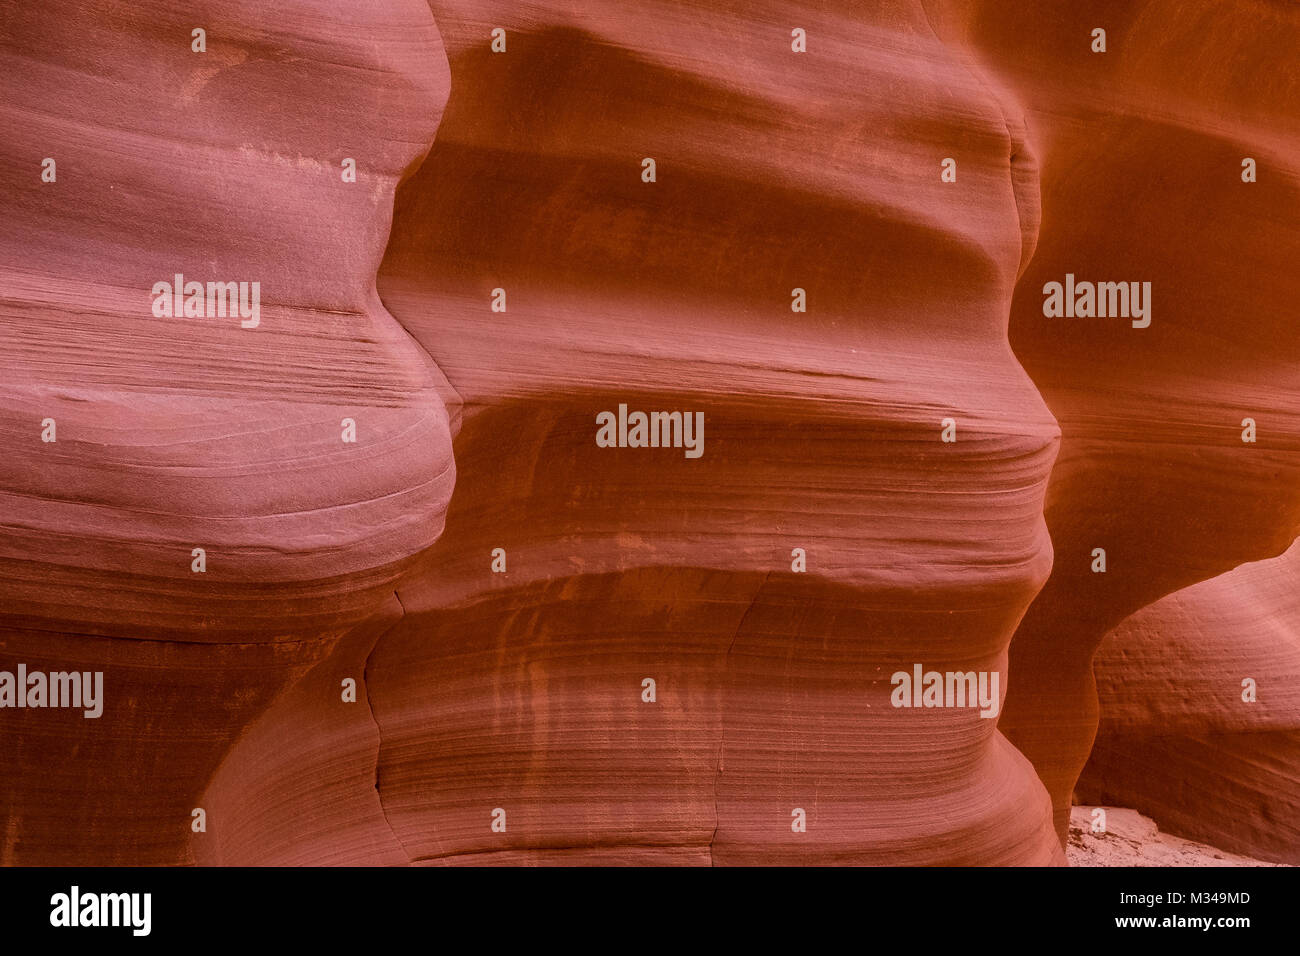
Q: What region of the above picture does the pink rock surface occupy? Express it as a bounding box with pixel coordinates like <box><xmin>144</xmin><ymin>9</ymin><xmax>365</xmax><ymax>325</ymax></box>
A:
<box><xmin>1068</xmin><ymin>806</ymin><xmax>1284</xmax><ymax>867</ymax></box>
<box><xmin>1</xmin><ymin>0</ymin><xmax>453</xmax><ymax>863</ymax></box>
<box><xmin>1078</xmin><ymin>541</ymin><xmax>1300</xmax><ymax>864</ymax></box>
<box><xmin>3</xmin><ymin>0</ymin><xmax>1296</xmax><ymax>866</ymax></box>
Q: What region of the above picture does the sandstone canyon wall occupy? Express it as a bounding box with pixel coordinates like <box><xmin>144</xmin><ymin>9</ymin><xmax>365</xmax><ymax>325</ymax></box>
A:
<box><xmin>1079</xmin><ymin>542</ymin><xmax>1300</xmax><ymax>865</ymax></box>
<box><xmin>950</xmin><ymin>0</ymin><xmax>1300</xmax><ymax>861</ymax></box>
<box><xmin>1</xmin><ymin>0</ymin><xmax>454</xmax><ymax>864</ymax></box>
<box><xmin>367</xmin><ymin>0</ymin><xmax>1061</xmax><ymax>866</ymax></box>
<box><xmin>1</xmin><ymin>0</ymin><xmax>1295</xmax><ymax>866</ymax></box>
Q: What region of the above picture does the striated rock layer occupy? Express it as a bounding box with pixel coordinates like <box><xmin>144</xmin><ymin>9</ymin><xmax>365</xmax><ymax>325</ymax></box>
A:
<box><xmin>369</xmin><ymin>0</ymin><xmax>1062</xmax><ymax>864</ymax></box>
<box><xmin>5</xmin><ymin>0</ymin><xmax>1295</xmax><ymax>866</ymax></box>
<box><xmin>1</xmin><ymin>0</ymin><xmax>453</xmax><ymax>863</ymax></box>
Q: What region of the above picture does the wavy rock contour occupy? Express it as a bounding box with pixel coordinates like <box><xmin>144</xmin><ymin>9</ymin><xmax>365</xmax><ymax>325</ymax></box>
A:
<box><xmin>0</xmin><ymin>0</ymin><xmax>453</xmax><ymax>864</ymax></box>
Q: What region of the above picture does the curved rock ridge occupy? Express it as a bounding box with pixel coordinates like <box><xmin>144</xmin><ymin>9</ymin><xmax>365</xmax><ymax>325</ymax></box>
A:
<box><xmin>6</xmin><ymin>0</ymin><xmax>1293</xmax><ymax>867</ymax></box>
<box><xmin>1078</xmin><ymin>539</ymin><xmax>1300</xmax><ymax>865</ymax></box>
<box><xmin>940</xmin><ymin>0</ymin><xmax>1300</xmax><ymax>840</ymax></box>
<box><xmin>369</xmin><ymin>0</ymin><xmax>1063</xmax><ymax>864</ymax></box>
<box><xmin>0</xmin><ymin>0</ymin><xmax>453</xmax><ymax>863</ymax></box>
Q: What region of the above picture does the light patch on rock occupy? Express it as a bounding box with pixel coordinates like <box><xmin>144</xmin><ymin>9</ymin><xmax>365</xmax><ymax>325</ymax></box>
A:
<box><xmin>1068</xmin><ymin>806</ymin><xmax>1287</xmax><ymax>867</ymax></box>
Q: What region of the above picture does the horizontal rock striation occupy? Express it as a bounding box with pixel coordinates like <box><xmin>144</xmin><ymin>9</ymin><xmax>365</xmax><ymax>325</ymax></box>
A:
<box><xmin>371</xmin><ymin>0</ymin><xmax>1062</xmax><ymax>864</ymax></box>
<box><xmin>0</xmin><ymin>0</ymin><xmax>453</xmax><ymax>864</ymax></box>
<box><xmin>6</xmin><ymin>0</ymin><xmax>1293</xmax><ymax>867</ymax></box>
